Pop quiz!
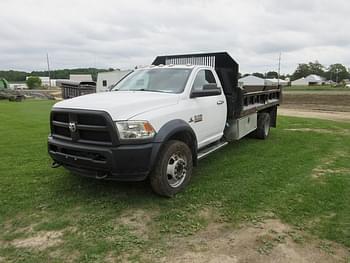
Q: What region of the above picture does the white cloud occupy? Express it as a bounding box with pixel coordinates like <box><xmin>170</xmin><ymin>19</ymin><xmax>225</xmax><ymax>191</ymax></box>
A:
<box><xmin>0</xmin><ymin>0</ymin><xmax>349</xmax><ymax>73</ymax></box>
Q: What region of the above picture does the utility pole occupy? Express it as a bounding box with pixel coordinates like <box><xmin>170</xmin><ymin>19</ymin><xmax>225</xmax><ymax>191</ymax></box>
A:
<box><xmin>335</xmin><ymin>68</ymin><xmax>340</xmax><ymax>83</ymax></box>
<box><xmin>46</xmin><ymin>53</ymin><xmax>51</xmax><ymax>88</ymax></box>
<box><xmin>277</xmin><ymin>52</ymin><xmax>281</xmax><ymax>87</ymax></box>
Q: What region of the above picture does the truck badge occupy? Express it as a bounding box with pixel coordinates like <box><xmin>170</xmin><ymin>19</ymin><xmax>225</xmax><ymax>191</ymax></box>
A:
<box><xmin>189</xmin><ymin>114</ymin><xmax>203</xmax><ymax>123</ymax></box>
<box><xmin>69</xmin><ymin>122</ymin><xmax>77</xmax><ymax>132</ymax></box>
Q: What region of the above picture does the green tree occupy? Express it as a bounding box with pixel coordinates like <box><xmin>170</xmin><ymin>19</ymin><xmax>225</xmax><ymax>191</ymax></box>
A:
<box><xmin>325</xmin><ymin>64</ymin><xmax>349</xmax><ymax>82</ymax></box>
<box><xmin>252</xmin><ymin>72</ymin><xmax>265</xmax><ymax>78</ymax></box>
<box><xmin>26</xmin><ymin>76</ymin><xmax>42</xmax><ymax>89</ymax></box>
<box><xmin>266</xmin><ymin>71</ymin><xmax>278</xmax><ymax>79</ymax></box>
<box><xmin>292</xmin><ymin>63</ymin><xmax>310</xmax><ymax>80</ymax></box>
<box><xmin>308</xmin><ymin>61</ymin><xmax>325</xmax><ymax>77</ymax></box>
<box><xmin>292</xmin><ymin>61</ymin><xmax>326</xmax><ymax>80</ymax></box>
<box><xmin>0</xmin><ymin>70</ymin><xmax>27</xmax><ymax>81</ymax></box>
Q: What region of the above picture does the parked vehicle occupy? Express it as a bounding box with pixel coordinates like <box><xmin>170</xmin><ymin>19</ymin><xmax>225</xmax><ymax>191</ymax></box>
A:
<box><xmin>48</xmin><ymin>52</ymin><xmax>282</xmax><ymax>197</ymax></box>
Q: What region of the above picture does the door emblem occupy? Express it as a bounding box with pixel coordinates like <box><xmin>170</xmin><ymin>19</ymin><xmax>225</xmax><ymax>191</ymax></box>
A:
<box><xmin>69</xmin><ymin>122</ymin><xmax>77</xmax><ymax>132</ymax></box>
<box><xmin>189</xmin><ymin>114</ymin><xmax>203</xmax><ymax>123</ymax></box>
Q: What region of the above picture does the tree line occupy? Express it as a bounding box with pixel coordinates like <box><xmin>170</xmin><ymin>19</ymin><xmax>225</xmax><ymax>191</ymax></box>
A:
<box><xmin>291</xmin><ymin>62</ymin><xmax>349</xmax><ymax>82</ymax></box>
<box><xmin>1</xmin><ymin>62</ymin><xmax>349</xmax><ymax>83</ymax></box>
<box><xmin>242</xmin><ymin>62</ymin><xmax>349</xmax><ymax>82</ymax></box>
<box><xmin>0</xmin><ymin>68</ymin><xmax>114</xmax><ymax>82</ymax></box>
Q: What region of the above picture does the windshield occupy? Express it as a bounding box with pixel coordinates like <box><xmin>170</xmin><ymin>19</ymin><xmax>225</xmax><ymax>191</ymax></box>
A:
<box><xmin>111</xmin><ymin>68</ymin><xmax>192</xmax><ymax>93</ymax></box>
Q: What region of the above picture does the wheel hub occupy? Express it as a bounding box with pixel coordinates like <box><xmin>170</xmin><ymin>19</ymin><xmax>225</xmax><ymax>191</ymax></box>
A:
<box><xmin>174</xmin><ymin>159</ymin><xmax>186</xmax><ymax>179</ymax></box>
<box><xmin>264</xmin><ymin>119</ymin><xmax>269</xmax><ymax>136</ymax></box>
<box><xmin>167</xmin><ymin>153</ymin><xmax>187</xmax><ymax>188</ymax></box>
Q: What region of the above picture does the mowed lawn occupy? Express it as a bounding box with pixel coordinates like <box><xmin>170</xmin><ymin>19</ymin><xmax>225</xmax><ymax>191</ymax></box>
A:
<box><xmin>0</xmin><ymin>100</ymin><xmax>349</xmax><ymax>262</ymax></box>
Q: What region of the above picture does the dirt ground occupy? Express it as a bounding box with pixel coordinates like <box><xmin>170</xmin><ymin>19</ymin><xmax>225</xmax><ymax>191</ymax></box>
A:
<box><xmin>280</xmin><ymin>91</ymin><xmax>350</xmax><ymax>122</ymax></box>
<box><xmin>159</xmin><ymin>218</ymin><xmax>349</xmax><ymax>263</ymax></box>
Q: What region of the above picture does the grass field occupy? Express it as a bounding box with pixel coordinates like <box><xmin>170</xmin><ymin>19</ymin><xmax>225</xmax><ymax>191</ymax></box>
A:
<box><xmin>0</xmin><ymin>100</ymin><xmax>349</xmax><ymax>262</ymax></box>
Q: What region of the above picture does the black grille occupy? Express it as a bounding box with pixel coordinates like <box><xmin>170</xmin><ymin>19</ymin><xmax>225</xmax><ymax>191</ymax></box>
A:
<box><xmin>53</xmin><ymin>125</ymin><xmax>70</xmax><ymax>137</ymax></box>
<box><xmin>78</xmin><ymin>114</ymin><xmax>106</xmax><ymax>126</ymax></box>
<box><xmin>51</xmin><ymin>110</ymin><xmax>116</xmax><ymax>146</ymax></box>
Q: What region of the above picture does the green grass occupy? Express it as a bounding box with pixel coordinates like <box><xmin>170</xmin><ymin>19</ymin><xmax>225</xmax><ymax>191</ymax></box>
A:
<box><xmin>0</xmin><ymin>100</ymin><xmax>349</xmax><ymax>262</ymax></box>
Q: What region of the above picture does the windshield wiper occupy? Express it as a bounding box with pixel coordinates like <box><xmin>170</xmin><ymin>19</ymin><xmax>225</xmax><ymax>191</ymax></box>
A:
<box><xmin>132</xmin><ymin>89</ymin><xmax>169</xmax><ymax>93</ymax></box>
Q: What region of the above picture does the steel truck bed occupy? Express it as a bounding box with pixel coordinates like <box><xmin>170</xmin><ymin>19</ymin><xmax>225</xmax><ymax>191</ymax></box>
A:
<box><xmin>152</xmin><ymin>52</ymin><xmax>282</xmax><ymax>122</ymax></box>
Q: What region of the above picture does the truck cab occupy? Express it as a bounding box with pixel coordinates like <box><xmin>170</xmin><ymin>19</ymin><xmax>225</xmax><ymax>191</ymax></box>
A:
<box><xmin>48</xmin><ymin>52</ymin><xmax>281</xmax><ymax>197</ymax></box>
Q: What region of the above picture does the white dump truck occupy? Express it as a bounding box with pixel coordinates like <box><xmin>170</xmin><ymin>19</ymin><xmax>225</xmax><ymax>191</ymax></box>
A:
<box><xmin>48</xmin><ymin>52</ymin><xmax>281</xmax><ymax>197</ymax></box>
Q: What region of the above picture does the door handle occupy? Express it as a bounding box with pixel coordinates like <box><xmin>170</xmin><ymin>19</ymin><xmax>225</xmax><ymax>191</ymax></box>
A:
<box><xmin>217</xmin><ymin>100</ymin><xmax>224</xmax><ymax>105</ymax></box>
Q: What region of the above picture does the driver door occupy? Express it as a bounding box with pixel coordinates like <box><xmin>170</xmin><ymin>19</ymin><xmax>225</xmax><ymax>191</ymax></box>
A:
<box><xmin>188</xmin><ymin>69</ymin><xmax>227</xmax><ymax>148</ymax></box>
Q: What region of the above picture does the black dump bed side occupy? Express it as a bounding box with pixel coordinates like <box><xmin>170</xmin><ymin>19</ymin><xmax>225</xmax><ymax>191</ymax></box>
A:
<box><xmin>56</xmin><ymin>80</ymin><xmax>96</xmax><ymax>99</ymax></box>
<box><xmin>153</xmin><ymin>52</ymin><xmax>281</xmax><ymax>120</ymax></box>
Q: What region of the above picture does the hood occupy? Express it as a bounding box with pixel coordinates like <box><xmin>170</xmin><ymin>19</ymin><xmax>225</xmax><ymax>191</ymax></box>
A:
<box><xmin>54</xmin><ymin>91</ymin><xmax>179</xmax><ymax>120</ymax></box>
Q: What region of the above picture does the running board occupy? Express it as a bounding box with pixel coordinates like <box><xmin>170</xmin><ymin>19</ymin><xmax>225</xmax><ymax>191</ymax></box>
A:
<box><xmin>197</xmin><ymin>141</ymin><xmax>228</xmax><ymax>160</ymax></box>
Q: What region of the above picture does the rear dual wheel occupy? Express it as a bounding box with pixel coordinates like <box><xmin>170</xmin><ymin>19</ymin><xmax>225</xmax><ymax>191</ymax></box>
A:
<box><xmin>150</xmin><ymin>140</ymin><xmax>193</xmax><ymax>197</ymax></box>
<box><xmin>255</xmin><ymin>113</ymin><xmax>271</xmax><ymax>139</ymax></box>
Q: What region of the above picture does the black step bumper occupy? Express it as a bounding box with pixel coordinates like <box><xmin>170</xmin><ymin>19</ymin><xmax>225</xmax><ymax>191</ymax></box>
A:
<box><xmin>48</xmin><ymin>136</ymin><xmax>160</xmax><ymax>181</ymax></box>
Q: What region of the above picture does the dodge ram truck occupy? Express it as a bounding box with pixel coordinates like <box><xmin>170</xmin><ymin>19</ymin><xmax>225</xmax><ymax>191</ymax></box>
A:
<box><xmin>48</xmin><ymin>52</ymin><xmax>281</xmax><ymax>197</ymax></box>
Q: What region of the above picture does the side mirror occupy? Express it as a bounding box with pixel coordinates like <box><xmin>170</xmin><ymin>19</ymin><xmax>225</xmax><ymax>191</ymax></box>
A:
<box><xmin>190</xmin><ymin>83</ymin><xmax>221</xmax><ymax>98</ymax></box>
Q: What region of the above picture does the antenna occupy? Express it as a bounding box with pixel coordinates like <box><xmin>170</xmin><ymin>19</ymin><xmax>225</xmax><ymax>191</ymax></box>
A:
<box><xmin>277</xmin><ymin>52</ymin><xmax>281</xmax><ymax>87</ymax></box>
<box><xmin>46</xmin><ymin>53</ymin><xmax>51</xmax><ymax>88</ymax></box>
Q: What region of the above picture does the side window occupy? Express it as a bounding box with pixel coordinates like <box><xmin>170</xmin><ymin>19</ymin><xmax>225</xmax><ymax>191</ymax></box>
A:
<box><xmin>192</xmin><ymin>70</ymin><xmax>217</xmax><ymax>91</ymax></box>
<box><xmin>102</xmin><ymin>80</ymin><xmax>107</xmax><ymax>87</ymax></box>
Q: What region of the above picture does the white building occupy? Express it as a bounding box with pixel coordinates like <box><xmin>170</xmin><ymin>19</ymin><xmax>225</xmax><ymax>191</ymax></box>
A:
<box><xmin>238</xmin><ymin>75</ymin><xmax>265</xmax><ymax>86</ymax></box>
<box><xmin>96</xmin><ymin>70</ymin><xmax>132</xmax><ymax>93</ymax></box>
<box><xmin>291</xmin><ymin>74</ymin><xmax>325</xmax><ymax>86</ymax></box>
<box><xmin>69</xmin><ymin>74</ymin><xmax>93</xmax><ymax>82</ymax></box>
<box><xmin>264</xmin><ymin>78</ymin><xmax>289</xmax><ymax>86</ymax></box>
<box><xmin>9</xmin><ymin>83</ymin><xmax>28</xmax><ymax>90</ymax></box>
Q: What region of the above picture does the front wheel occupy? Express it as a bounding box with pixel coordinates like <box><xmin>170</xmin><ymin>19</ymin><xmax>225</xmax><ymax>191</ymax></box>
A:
<box><xmin>150</xmin><ymin>140</ymin><xmax>193</xmax><ymax>197</ymax></box>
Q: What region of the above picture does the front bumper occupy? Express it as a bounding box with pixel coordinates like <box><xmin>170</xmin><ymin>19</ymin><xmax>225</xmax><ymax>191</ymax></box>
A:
<box><xmin>48</xmin><ymin>136</ymin><xmax>160</xmax><ymax>181</ymax></box>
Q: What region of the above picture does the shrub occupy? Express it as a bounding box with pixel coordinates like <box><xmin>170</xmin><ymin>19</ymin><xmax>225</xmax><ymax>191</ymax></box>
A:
<box><xmin>26</xmin><ymin>76</ymin><xmax>42</xmax><ymax>89</ymax></box>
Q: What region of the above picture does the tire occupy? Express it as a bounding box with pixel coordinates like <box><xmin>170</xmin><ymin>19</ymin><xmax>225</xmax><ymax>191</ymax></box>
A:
<box><xmin>255</xmin><ymin>113</ymin><xmax>271</xmax><ymax>139</ymax></box>
<box><xmin>150</xmin><ymin>140</ymin><xmax>193</xmax><ymax>197</ymax></box>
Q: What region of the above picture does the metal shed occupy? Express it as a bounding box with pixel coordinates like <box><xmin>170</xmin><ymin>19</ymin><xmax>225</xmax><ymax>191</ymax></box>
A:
<box><xmin>96</xmin><ymin>70</ymin><xmax>132</xmax><ymax>93</ymax></box>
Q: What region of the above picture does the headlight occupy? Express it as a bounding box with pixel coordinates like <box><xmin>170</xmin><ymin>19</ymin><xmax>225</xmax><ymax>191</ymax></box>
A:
<box><xmin>115</xmin><ymin>121</ymin><xmax>156</xmax><ymax>140</ymax></box>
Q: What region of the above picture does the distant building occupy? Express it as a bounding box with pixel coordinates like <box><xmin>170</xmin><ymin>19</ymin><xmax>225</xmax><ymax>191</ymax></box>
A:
<box><xmin>9</xmin><ymin>83</ymin><xmax>28</xmax><ymax>90</ymax></box>
<box><xmin>238</xmin><ymin>75</ymin><xmax>265</xmax><ymax>86</ymax></box>
<box><xmin>69</xmin><ymin>74</ymin><xmax>93</xmax><ymax>82</ymax></box>
<box><xmin>96</xmin><ymin>70</ymin><xmax>132</xmax><ymax>93</ymax></box>
<box><xmin>239</xmin><ymin>75</ymin><xmax>288</xmax><ymax>87</ymax></box>
<box><xmin>264</xmin><ymin>78</ymin><xmax>289</xmax><ymax>86</ymax></box>
<box><xmin>291</xmin><ymin>74</ymin><xmax>325</xmax><ymax>86</ymax></box>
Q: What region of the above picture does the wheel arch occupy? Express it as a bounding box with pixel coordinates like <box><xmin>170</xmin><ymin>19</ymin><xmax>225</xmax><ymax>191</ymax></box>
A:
<box><xmin>150</xmin><ymin>119</ymin><xmax>198</xmax><ymax>171</ymax></box>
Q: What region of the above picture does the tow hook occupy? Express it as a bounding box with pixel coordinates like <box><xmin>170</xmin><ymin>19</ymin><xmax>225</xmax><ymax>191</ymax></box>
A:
<box><xmin>52</xmin><ymin>161</ymin><xmax>62</xmax><ymax>168</ymax></box>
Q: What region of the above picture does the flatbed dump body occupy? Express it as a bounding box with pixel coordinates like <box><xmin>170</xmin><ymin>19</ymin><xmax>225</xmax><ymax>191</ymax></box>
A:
<box><xmin>152</xmin><ymin>52</ymin><xmax>282</xmax><ymax>122</ymax></box>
